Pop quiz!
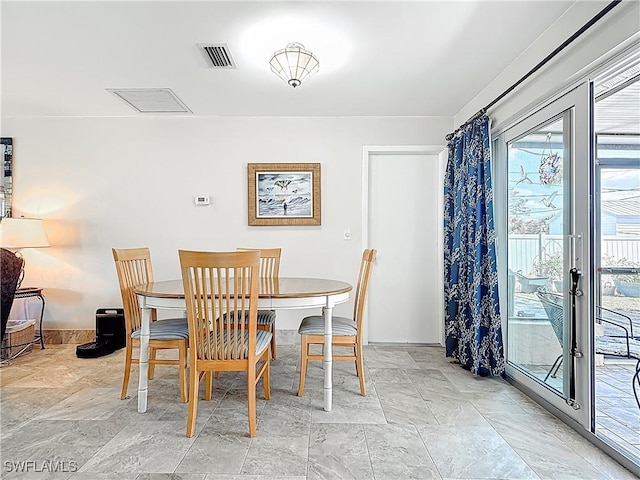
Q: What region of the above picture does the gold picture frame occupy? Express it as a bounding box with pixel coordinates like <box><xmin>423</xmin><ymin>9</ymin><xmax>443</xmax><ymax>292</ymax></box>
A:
<box><xmin>248</xmin><ymin>163</ymin><xmax>321</xmax><ymax>226</ymax></box>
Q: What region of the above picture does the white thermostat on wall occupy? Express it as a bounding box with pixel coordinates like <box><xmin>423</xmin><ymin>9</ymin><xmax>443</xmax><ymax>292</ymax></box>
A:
<box><xmin>194</xmin><ymin>195</ymin><xmax>211</xmax><ymax>206</ymax></box>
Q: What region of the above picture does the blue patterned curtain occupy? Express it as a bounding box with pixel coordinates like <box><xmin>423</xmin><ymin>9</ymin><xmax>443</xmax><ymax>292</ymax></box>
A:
<box><xmin>444</xmin><ymin>114</ymin><xmax>504</xmax><ymax>377</ymax></box>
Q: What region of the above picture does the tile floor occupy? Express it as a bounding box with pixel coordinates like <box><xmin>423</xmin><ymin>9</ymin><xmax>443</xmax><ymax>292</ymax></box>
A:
<box><xmin>1</xmin><ymin>343</ymin><xmax>638</xmax><ymax>480</ymax></box>
<box><xmin>518</xmin><ymin>358</ymin><xmax>640</xmax><ymax>466</ymax></box>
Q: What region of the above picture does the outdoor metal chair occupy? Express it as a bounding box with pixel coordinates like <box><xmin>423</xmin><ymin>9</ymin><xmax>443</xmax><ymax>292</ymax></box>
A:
<box><xmin>536</xmin><ymin>288</ymin><xmax>564</xmax><ymax>382</ymax></box>
<box><xmin>537</xmin><ymin>287</ymin><xmax>640</xmax><ymax>410</ymax></box>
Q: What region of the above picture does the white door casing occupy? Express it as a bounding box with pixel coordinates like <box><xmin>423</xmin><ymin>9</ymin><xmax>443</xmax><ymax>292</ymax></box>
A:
<box><xmin>362</xmin><ymin>145</ymin><xmax>446</xmax><ymax>345</ymax></box>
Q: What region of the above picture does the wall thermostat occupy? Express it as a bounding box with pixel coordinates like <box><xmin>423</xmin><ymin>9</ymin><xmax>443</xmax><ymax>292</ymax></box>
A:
<box><xmin>194</xmin><ymin>195</ymin><xmax>211</xmax><ymax>206</ymax></box>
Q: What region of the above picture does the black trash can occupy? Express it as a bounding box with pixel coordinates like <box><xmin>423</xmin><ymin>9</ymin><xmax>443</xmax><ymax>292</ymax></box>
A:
<box><xmin>76</xmin><ymin>308</ymin><xmax>126</xmax><ymax>358</ymax></box>
<box><xmin>96</xmin><ymin>308</ymin><xmax>126</xmax><ymax>350</ymax></box>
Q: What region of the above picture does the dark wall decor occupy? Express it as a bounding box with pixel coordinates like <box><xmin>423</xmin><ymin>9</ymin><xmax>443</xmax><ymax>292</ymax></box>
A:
<box><xmin>1</xmin><ymin>138</ymin><xmax>13</xmax><ymax>218</ymax></box>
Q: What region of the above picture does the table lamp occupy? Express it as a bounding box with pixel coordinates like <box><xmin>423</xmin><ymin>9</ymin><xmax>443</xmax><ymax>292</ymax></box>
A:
<box><xmin>0</xmin><ymin>217</ymin><xmax>50</xmax><ymax>288</ymax></box>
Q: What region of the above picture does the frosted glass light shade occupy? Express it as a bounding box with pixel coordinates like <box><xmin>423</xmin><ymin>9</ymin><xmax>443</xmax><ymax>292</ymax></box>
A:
<box><xmin>0</xmin><ymin>217</ymin><xmax>50</xmax><ymax>249</ymax></box>
<box><xmin>269</xmin><ymin>43</ymin><xmax>319</xmax><ymax>88</ymax></box>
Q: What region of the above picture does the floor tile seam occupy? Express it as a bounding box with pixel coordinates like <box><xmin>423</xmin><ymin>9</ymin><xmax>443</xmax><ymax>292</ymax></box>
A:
<box><xmin>374</xmin><ymin>380</ymin><xmax>425</xmax><ymax>404</ymax></box>
<box><xmin>0</xmin><ymin>415</ymin><xmax>35</xmax><ymax>439</ymax></box>
<box><xmin>419</xmin><ymin>394</ymin><xmax>446</xmax><ymax>424</ymax></box>
<box><xmin>72</xmin><ymin>429</ymin><xmax>124</xmax><ymax>474</ymax></box>
<box><xmin>569</xmin><ymin>441</ymin><xmax>639</xmax><ymax>479</ymax></box>
<box><xmin>171</xmin><ymin>423</ymin><xmax>208</xmax><ymax>476</ymax></box>
<box><xmin>544</xmin><ymin>421</ymin><xmax>633</xmax><ymax>477</ymax></box>
<box><xmin>305</xmin><ymin>418</ymin><xmax>314</xmax><ymax>479</ymax></box>
<box><xmin>361</xmin><ymin>421</ymin><xmax>385</xmax><ymax>480</ymax></box>
<box><xmin>477</xmin><ymin>414</ymin><xmax>544</xmax><ymax>479</ymax></box>
<box><xmin>413</xmin><ymin>423</ymin><xmax>445</xmax><ymax>479</ymax></box>
<box><xmin>236</xmin><ymin>424</ymin><xmax>259</xmax><ymax>477</ymax></box>
<box><xmin>404</xmin><ymin>370</ymin><xmax>463</xmax><ymax>402</ymax></box>
<box><xmin>240</xmin><ymin>429</ymin><xmax>310</xmax><ymax>477</ymax></box>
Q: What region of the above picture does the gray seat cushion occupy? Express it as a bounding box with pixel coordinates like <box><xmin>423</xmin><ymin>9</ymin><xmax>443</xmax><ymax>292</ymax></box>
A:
<box><xmin>298</xmin><ymin>315</ymin><xmax>357</xmax><ymax>336</ymax></box>
<box><xmin>223</xmin><ymin>309</ymin><xmax>276</xmax><ymax>326</ymax></box>
<box><xmin>257</xmin><ymin>310</ymin><xmax>276</xmax><ymax>326</ymax></box>
<box><xmin>208</xmin><ymin>329</ymin><xmax>272</xmax><ymax>357</ymax></box>
<box><xmin>131</xmin><ymin>317</ymin><xmax>189</xmax><ymax>340</ymax></box>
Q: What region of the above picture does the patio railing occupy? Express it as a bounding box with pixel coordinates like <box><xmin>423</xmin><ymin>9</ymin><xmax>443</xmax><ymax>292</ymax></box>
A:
<box><xmin>508</xmin><ymin>234</ymin><xmax>640</xmax><ymax>276</ymax></box>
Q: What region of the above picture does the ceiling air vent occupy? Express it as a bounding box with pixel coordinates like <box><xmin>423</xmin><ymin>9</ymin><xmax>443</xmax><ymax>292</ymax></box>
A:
<box><xmin>198</xmin><ymin>43</ymin><xmax>236</xmax><ymax>69</ymax></box>
<box><xmin>107</xmin><ymin>88</ymin><xmax>192</xmax><ymax>114</ymax></box>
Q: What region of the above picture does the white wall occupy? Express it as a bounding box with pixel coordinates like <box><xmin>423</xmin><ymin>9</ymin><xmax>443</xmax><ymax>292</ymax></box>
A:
<box><xmin>456</xmin><ymin>0</ymin><xmax>640</xmax><ymax>129</ymax></box>
<box><xmin>3</xmin><ymin>116</ymin><xmax>451</xmax><ymax>330</ymax></box>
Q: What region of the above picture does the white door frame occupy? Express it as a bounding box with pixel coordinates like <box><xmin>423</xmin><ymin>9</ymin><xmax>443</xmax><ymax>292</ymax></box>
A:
<box><xmin>362</xmin><ymin>144</ymin><xmax>447</xmax><ymax>345</ymax></box>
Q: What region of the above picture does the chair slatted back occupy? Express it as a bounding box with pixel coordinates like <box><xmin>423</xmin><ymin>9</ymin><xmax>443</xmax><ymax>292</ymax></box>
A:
<box><xmin>179</xmin><ymin>250</ymin><xmax>260</xmax><ymax>362</ymax></box>
<box><xmin>353</xmin><ymin>249</ymin><xmax>377</xmax><ymax>336</ymax></box>
<box><xmin>237</xmin><ymin>248</ymin><xmax>281</xmax><ymax>278</ymax></box>
<box><xmin>112</xmin><ymin>247</ymin><xmax>154</xmax><ymax>336</ymax></box>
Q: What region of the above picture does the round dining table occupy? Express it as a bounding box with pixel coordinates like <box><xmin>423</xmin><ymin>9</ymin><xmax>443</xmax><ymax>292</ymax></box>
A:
<box><xmin>134</xmin><ymin>277</ymin><xmax>352</xmax><ymax>413</ymax></box>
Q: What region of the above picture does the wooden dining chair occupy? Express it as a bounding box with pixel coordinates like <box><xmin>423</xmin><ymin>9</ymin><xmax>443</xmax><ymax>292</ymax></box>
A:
<box><xmin>179</xmin><ymin>249</ymin><xmax>271</xmax><ymax>438</ymax></box>
<box><xmin>112</xmin><ymin>247</ymin><xmax>189</xmax><ymax>402</ymax></box>
<box><xmin>237</xmin><ymin>247</ymin><xmax>281</xmax><ymax>358</ymax></box>
<box><xmin>297</xmin><ymin>248</ymin><xmax>377</xmax><ymax>397</ymax></box>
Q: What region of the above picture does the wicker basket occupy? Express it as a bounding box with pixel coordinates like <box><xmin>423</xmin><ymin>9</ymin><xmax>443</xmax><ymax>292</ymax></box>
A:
<box><xmin>1</xmin><ymin>320</ymin><xmax>35</xmax><ymax>359</ymax></box>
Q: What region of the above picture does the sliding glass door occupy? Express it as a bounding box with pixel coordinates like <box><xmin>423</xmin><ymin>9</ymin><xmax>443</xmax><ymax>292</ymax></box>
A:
<box><xmin>593</xmin><ymin>71</ymin><xmax>640</xmax><ymax>464</ymax></box>
<box><xmin>505</xmin><ymin>116</ymin><xmax>570</xmax><ymax>396</ymax></box>
<box><xmin>495</xmin><ymin>57</ymin><xmax>640</xmax><ymax>469</ymax></box>
<box><xmin>495</xmin><ymin>82</ymin><xmax>591</xmax><ymax>425</ymax></box>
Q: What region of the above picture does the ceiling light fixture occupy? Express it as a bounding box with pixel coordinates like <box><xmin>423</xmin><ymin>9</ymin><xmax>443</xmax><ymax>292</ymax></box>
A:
<box><xmin>269</xmin><ymin>43</ymin><xmax>319</xmax><ymax>88</ymax></box>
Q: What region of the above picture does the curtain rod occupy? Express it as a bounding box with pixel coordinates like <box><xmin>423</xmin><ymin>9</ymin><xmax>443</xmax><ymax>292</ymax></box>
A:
<box><xmin>445</xmin><ymin>0</ymin><xmax>622</xmax><ymax>141</ymax></box>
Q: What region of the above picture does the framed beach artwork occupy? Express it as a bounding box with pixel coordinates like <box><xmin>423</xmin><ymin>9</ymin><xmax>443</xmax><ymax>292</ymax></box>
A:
<box><xmin>248</xmin><ymin>163</ymin><xmax>321</xmax><ymax>226</ymax></box>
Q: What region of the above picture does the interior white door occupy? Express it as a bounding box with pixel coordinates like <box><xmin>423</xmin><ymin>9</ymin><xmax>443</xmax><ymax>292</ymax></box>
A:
<box><xmin>367</xmin><ymin>152</ymin><xmax>443</xmax><ymax>344</ymax></box>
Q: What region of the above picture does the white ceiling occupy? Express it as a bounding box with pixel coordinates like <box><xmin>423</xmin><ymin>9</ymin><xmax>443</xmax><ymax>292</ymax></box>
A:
<box><xmin>1</xmin><ymin>1</ymin><xmax>578</xmax><ymax>118</ymax></box>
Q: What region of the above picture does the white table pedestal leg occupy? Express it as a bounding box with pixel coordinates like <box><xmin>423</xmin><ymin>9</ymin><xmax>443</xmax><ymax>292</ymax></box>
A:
<box><xmin>323</xmin><ymin>300</ymin><xmax>334</xmax><ymax>411</ymax></box>
<box><xmin>137</xmin><ymin>300</ymin><xmax>151</xmax><ymax>413</ymax></box>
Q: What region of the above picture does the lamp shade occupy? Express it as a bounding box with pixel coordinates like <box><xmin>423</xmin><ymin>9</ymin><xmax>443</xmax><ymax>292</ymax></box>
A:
<box><xmin>269</xmin><ymin>43</ymin><xmax>319</xmax><ymax>88</ymax></box>
<box><xmin>0</xmin><ymin>217</ymin><xmax>50</xmax><ymax>249</ymax></box>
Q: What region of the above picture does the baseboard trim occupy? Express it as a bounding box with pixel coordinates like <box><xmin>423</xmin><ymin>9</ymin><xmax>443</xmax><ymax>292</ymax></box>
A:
<box><xmin>43</xmin><ymin>330</ymin><xmax>94</xmax><ymax>345</ymax></box>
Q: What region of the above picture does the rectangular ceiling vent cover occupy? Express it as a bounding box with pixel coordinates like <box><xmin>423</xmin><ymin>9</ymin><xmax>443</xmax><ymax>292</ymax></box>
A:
<box><xmin>107</xmin><ymin>88</ymin><xmax>192</xmax><ymax>114</ymax></box>
<box><xmin>198</xmin><ymin>43</ymin><xmax>236</xmax><ymax>69</ymax></box>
